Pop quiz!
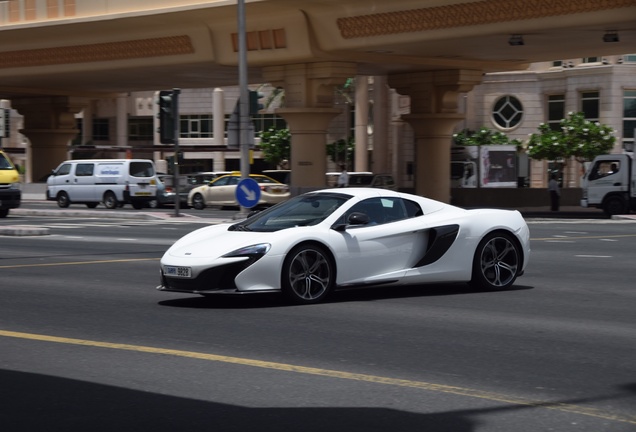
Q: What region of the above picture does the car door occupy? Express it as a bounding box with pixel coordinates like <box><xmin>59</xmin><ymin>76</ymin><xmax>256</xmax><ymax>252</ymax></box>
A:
<box><xmin>72</xmin><ymin>163</ymin><xmax>96</xmax><ymax>201</ymax></box>
<box><xmin>204</xmin><ymin>176</ymin><xmax>238</xmax><ymax>205</ymax></box>
<box><xmin>328</xmin><ymin>197</ymin><xmax>427</xmax><ymax>285</ymax></box>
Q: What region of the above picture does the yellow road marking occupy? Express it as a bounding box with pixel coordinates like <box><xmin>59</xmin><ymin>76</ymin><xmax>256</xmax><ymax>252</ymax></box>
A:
<box><xmin>0</xmin><ymin>257</ymin><xmax>159</xmax><ymax>269</ymax></box>
<box><xmin>0</xmin><ymin>329</ymin><xmax>634</xmax><ymax>425</ymax></box>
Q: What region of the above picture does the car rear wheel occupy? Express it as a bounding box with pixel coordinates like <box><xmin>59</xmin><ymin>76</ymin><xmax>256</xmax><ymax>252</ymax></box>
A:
<box><xmin>192</xmin><ymin>193</ymin><xmax>206</xmax><ymax>210</ymax></box>
<box><xmin>56</xmin><ymin>192</ymin><xmax>70</xmax><ymax>208</ymax></box>
<box><xmin>103</xmin><ymin>192</ymin><xmax>118</xmax><ymax>209</ymax></box>
<box><xmin>282</xmin><ymin>244</ymin><xmax>335</xmax><ymax>304</ymax></box>
<box><xmin>471</xmin><ymin>232</ymin><xmax>520</xmax><ymax>290</ymax></box>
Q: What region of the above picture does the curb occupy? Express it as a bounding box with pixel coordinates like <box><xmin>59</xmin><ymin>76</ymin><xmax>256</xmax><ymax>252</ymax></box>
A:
<box><xmin>0</xmin><ymin>225</ymin><xmax>50</xmax><ymax>236</ymax></box>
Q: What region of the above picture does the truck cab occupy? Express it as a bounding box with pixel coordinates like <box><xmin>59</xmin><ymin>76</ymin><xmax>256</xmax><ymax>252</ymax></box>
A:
<box><xmin>0</xmin><ymin>150</ymin><xmax>21</xmax><ymax>218</ymax></box>
<box><xmin>581</xmin><ymin>154</ymin><xmax>634</xmax><ymax>216</ymax></box>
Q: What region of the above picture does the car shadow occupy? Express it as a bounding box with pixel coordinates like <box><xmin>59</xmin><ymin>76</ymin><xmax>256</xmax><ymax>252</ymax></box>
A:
<box><xmin>158</xmin><ymin>283</ymin><xmax>534</xmax><ymax>309</ymax></box>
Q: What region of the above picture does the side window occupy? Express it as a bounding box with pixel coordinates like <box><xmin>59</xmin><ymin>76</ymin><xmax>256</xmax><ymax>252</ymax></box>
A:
<box><xmin>212</xmin><ymin>177</ymin><xmax>229</xmax><ymax>186</ymax></box>
<box><xmin>588</xmin><ymin>160</ymin><xmax>620</xmax><ymax>181</ymax></box>
<box><xmin>347</xmin><ymin>197</ymin><xmax>408</xmax><ymax>225</ymax></box>
<box><xmin>75</xmin><ymin>163</ymin><xmax>94</xmax><ymax>177</ymax></box>
<box><xmin>403</xmin><ymin>199</ymin><xmax>424</xmax><ymax>217</ymax></box>
<box><xmin>56</xmin><ymin>164</ymin><xmax>72</xmax><ymax>176</ymax></box>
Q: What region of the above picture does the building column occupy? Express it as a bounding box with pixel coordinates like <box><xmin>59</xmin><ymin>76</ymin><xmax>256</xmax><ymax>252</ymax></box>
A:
<box><xmin>372</xmin><ymin>75</ymin><xmax>390</xmax><ymax>174</ymax></box>
<box><xmin>213</xmin><ymin>88</ymin><xmax>225</xmax><ymax>147</ymax></box>
<box><xmin>116</xmin><ymin>93</ymin><xmax>128</xmax><ymax>148</ymax></box>
<box><xmin>389</xmin><ymin>70</ymin><xmax>482</xmax><ymax>203</ymax></box>
<box><xmin>263</xmin><ymin>62</ymin><xmax>357</xmax><ymax>195</ymax></box>
<box><xmin>12</xmin><ymin>96</ymin><xmax>87</xmax><ymax>182</ymax></box>
<box><xmin>354</xmin><ymin>75</ymin><xmax>368</xmax><ymax>172</ymax></box>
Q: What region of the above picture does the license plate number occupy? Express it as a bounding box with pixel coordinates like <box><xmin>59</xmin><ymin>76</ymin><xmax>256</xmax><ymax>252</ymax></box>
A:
<box><xmin>135</xmin><ymin>192</ymin><xmax>152</xmax><ymax>196</ymax></box>
<box><xmin>164</xmin><ymin>266</ymin><xmax>191</xmax><ymax>278</ymax></box>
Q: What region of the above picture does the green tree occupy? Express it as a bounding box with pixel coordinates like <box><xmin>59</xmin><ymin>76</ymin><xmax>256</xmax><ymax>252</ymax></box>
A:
<box><xmin>258</xmin><ymin>127</ymin><xmax>290</xmax><ymax>168</ymax></box>
<box><xmin>453</xmin><ymin>127</ymin><xmax>522</xmax><ymax>149</ymax></box>
<box><xmin>326</xmin><ymin>137</ymin><xmax>355</xmax><ymax>168</ymax></box>
<box><xmin>526</xmin><ymin>112</ymin><xmax>616</xmax><ymax>185</ymax></box>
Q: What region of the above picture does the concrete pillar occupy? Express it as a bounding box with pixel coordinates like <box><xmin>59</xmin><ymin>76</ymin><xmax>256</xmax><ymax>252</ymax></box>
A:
<box><xmin>354</xmin><ymin>75</ymin><xmax>368</xmax><ymax>172</ymax></box>
<box><xmin>213</xmin><ymin>88</ymin><xmax>225</xmax><ymax>147</ymax></box>
<box><xmin>81</xmin><ymin>102</ymin><xmax>93</xmax><ymax>145</ymax></box>
<box><xmin>12</xmin><ymin>96</ymin><xmax>87</xmax><ymax>182</ymax></box>
<box><xmin>372</xmin><ymin>75</ymin><xmax>390</xmax><ymax>174</ymax></box>
<box><xmin>116</xmin><ymin>94</ymin><xmax>128</xmax><ymax>148</ymax></box>
<box><xmin>276</xmin><ymin>108</ymin><xmax>341</xmax><ymax>195</ymax></box>
<box><xmin>389</xmin><ymin>70</ymin><xmax>482</xmax><ymax>202</ymax></box>
<box><xmin>263</xmin><ymin>62</ymin><xmax>357</xmax><ymax>194</ymax></box>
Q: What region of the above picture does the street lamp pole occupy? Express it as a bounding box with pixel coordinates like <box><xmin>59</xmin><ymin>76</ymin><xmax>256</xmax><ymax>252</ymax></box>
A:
<box><xmin>237</xmin><ymin>0</ymin><xmax>250</xmax><ymax>217</ymax></box>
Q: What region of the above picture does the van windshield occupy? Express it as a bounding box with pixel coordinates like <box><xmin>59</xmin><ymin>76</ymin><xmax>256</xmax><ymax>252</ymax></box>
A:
<box><xmin>129</xmin><ymin>162</ymin><xmax>154</xmax><ymax>177</ymax></box>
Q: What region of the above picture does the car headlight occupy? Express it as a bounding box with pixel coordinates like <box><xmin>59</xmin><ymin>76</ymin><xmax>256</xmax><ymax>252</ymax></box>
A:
<box><xmin>223</xmin><ymin>243</ymin><xmax>271</xmax><ymax>258</ymax></box>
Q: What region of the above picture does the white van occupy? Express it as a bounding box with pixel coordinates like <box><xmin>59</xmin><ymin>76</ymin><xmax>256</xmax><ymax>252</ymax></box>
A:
<box><xmin>47</xmin><ymin>159</ymin><xmax>158</xmax><ymax>209</ymax></box>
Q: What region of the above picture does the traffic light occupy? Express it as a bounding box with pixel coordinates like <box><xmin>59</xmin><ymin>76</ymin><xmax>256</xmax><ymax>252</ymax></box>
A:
<box><xmin>158</xmin><ymin>90</ymin><xmax>174</xmax><ymax>144</ymax></box>
<box><xmin>249</xmin><ymin>90</ymin><xmax>264</xmax><ymax>116</ymax></box>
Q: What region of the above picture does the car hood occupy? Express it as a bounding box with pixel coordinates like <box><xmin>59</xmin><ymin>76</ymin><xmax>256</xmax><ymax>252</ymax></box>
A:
<box><xmin>166</xmin><ymin>223</ymin><xmax>272</xmax><ymax>258</ymax></box>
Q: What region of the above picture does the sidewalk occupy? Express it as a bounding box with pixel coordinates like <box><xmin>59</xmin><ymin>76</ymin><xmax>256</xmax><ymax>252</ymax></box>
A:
<box><xmin>18</xmin><ymin>183</ymin><xmax>635</xmax><ymax>220</ymax></box>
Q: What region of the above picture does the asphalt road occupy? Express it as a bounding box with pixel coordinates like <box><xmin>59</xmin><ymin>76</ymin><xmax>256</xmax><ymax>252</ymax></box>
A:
<box><xmin>0</xmin><ymin>214</ymin><xmax>635</xmax><ymax>431</ymax></box>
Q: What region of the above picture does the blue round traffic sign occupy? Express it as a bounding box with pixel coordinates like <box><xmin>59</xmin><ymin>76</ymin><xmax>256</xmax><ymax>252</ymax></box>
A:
<box><xmin>235</xmin><ymin>177</ymin><xmax>261</xmax><ymax>208</ymax></box>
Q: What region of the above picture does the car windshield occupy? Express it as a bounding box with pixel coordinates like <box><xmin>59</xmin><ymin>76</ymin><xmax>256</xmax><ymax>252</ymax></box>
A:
<box><xmin>230</xmin><ymin>192</ymin><xmax>351</xmax><ymax>232</ymax></box>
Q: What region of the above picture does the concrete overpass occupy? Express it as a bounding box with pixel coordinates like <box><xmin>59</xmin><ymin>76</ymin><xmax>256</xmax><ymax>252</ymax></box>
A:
<box><xmin>1</xmin><ymin>0</ymin><xmax>634</xmax><ymax>201</ymax></box>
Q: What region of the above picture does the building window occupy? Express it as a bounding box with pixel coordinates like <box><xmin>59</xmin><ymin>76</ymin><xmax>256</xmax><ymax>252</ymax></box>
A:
<box><xmin>180</xmin><ymin>114</ymin><xmax>213</xmax><ymax>138</ymax></box>
<box><xmin>492</xmin><ymin>95</ymin><xmax>523</xmax><ymax>129</ymax></box>
<box><xmin>582</xmin><ymin>57</ymin><xmax>600</xmax><ymax>63</ymax></box>
<box><xmin>250</xmin><ymin>114</ymin><xmax>287</xmax><ymax>135</ymax></box>
<box><xmin>581</xmin><ymin>91</ymin><xmax>599</xmax><ymax>120</ymax></box>
<box><xmin>547</xmin><ymin>94</ymin><xmax>565</xmax><ymax>131</ymax></box>
<box><xmin>92</xmin><ymin>118</ymin><xmax>109</xmax><ymax>141</ymax></box>
<box><xmin>552</xmin><ymin>60</ymin><xmax>563</xmax><ymax>67</ymax></box>
<box><xmin>623</xmin><ymin>90</ymin><xmax>636</xmax><ymax>152</ymax></box>
<box><xmin>623</xmin><ymin>54</ymin><xmax>636</xmax><ymax>64</ymax></box>
<box><xmin>128</xmin><ymin>117</ymin><xmax>153</xmax><ymax>141</ymax></box>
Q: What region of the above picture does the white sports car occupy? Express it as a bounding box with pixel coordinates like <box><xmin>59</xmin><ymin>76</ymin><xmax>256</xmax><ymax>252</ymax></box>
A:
<box><xmin>158</xmin><ymin>188</ymin><xmax>530</xmax><ymax>304</ymax></box>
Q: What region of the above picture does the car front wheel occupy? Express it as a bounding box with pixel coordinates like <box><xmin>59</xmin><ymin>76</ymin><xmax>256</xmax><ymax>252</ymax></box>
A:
<box><xmin>192</xmin><ymin>193</ymin><xmax>206</xmax><ymax>210</ymax></box>
<box><xmin>282</xmin><ymin>244</ymin><xmax>335</xmax><ymax>304</ymax></box>
<box><xmin>57</xmin><ymin>192</ymin><xmax>70</xmax><ymax>208</ymax></box>
<box><xmin>471</xmin><ymin>232</ymin><xmax>520</xmax><ymax>290</ymax></box>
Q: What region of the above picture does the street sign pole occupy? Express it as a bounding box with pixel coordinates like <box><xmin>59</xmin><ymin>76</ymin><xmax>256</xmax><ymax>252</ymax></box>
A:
<box><xmin>172</xmin><ymin>88</ymin><xmax>181</xmax><ymax>217</ymax></box>
<box><xmin>237</xmin><ymin>0</ymin><xmax>250</xmax><ymax>218</ymax></box>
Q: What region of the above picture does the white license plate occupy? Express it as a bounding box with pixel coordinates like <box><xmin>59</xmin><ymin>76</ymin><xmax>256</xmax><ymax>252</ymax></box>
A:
<box><xmin>164</xmin><ymin>266</ymin><xmax>192</xmax><ymax>278</ymax></box>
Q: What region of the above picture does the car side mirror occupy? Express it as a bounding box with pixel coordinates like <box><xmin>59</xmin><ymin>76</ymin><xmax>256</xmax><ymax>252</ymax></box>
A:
<box><xmin>348</xmin><ymin>212</ymin><xmax>370</xmax><ymax>225</ymax></box>
<box><xmin>330</xmin><ymin>212</ymin><xmax>370</xmax><ymax>232</ymax></box>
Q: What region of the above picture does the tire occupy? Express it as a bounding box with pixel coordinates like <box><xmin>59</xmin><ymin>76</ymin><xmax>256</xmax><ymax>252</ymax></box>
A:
<box><xmin>604</xmin><ymin>197</ymin><xmax>626</xmax><ymax>217</ymax></box>
<box><xmin>281</xmin><ymin>244</ymin><xmax>335</xmax><ymax>304</ymax></box>
<box><xmin>85</xmin><ymin>203</ymin><xmax>98</xmax><ymax>209</ymax></box>
<box><xmin>471</xmin><ymin>232</ymin><xmax>520</xmax><ymax>290</ymax></box>
<box><xmin>57</xmin><ymin>192</ymin><xmax>70</xmax><ymax>208</ymax></box>
<box><xmin>192</xmin><ymin>193</ymin><xmax>206</xmax><ymax>210</ymax></box>
<box><xmin>0</xmin><ymin>208</ymin><xmax>8</xmax><ymax>218</ymax></box>
<box><xmin>103</xmin><ymin>192</ymin><xmax>118</xmax><ymax>209</ymax></box>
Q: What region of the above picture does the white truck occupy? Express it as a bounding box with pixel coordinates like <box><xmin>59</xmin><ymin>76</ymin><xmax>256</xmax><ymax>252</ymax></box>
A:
<box><xmin>581</xmin><ymin>153</ymin><xmax>635</xmax><ymax>216</ymax></box>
